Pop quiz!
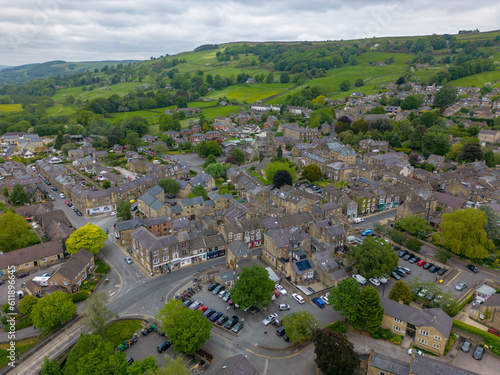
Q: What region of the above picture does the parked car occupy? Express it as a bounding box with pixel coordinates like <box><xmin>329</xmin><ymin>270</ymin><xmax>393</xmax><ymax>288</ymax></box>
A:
<box><xmin>276</xmin><ymin>326</ymin><xmax>286</xmax><ymax>337</ymax></box>
<box><xmin>278</xmin><ymin>304</ymin><xmax>290</xmax><ymax>311</ymax></box>
<box><xmin>222</xmin><ymin>293</ymin><xmax>231</xmax><ymax>302</ymax></box>
<box><xmin>418</xmin><ymin>289</ymin><xmax>428</xmax><ymax>298</ymax></box>
<box><xmin>361</xmin><ymin>230</ymin><xmax>373</xmax><ymax>236</ymax></box>
<box><xmin>391</xmin><ymin>271</ymin><xmax>401</xmax><ymax>280</ymax></box>
<box><xmin>275</xmin><ymin>284</ymin><xmax>287</xmax><ymax>295</ymax></box>
<box><xmin>429</xmin><ymin>265</ymin><xmax>440</xmax><ymax>273</ymax></box>
<box><xmin>392</xmin><ymin>245</ymin><xmax>401</xmax><ymax>251</ymax></box>
<box><xmin>208</xmin><ymin>283</ymin><xmax>220</xmax><ymax>291</ymax></box>
<box><xmin>398</xmin><ymin>250</ymin><xmax>409</xmax><ymax>258</ymax></box>
<box><xmin>472</xmin><ymin>345</ymin><xmax>484</xmax><ymax>360</ymax></box>
<box><xmin>17</xmin><ymin>272</ymin><xmax>29</xmax><ymax>279</ymax></box>
<box><xmin>124</xmin><ymin>257</ymin><xmax>133</xmax><ymax>264</ymax></box>
<box><xmin>183</xmin><ymin>299</ymin><xmax>194</xmax><ymax>308</ymax></box>
<box><xmin>369</xmin><ymin>278</ymin><xmax>380</xmax><ymax>286</ymax></box>
<box><xmin>209</xmin><ymin>312</ymin><xmax>223</xmax><ymax>322</ymax></box>
<box><xmin>467</xmin><ymin>264</ymin><xmax>479</xmax><ymax>273</ymax></box>
<box><xmin>377</xmin><ymin>276</ymin><xmax>388</xmax><ymax>284</ymax></box>
<box><xmin>219</xmin><ymin>289</ymin><xmax>228</xmax><ymax>298</ymax></box>
<box><xmin>213</xmin><ymin>285</ymin><xmax>225</xmax><ymax>295</ymax></box>
<box><xmin>198</xmin><ymin>305</ymin><xmax>208</xmax><ymax>313</ymax></box>
<box><xmin>232</xmin><ymin>322</ymin><xmax>244</xmax><ymax>333</ymax></box>
<box><xmin>352</xmin><ymin>274</ymin><xmax>367</xmax><ymax>284</ymax></box>
<box><xmin>422</xmin><ymin>262</ymin><xmax>433</xmax><ymax>270</ymax></box>
<box><xmin>487</xmin><ymin>328</ymin><xmax>500</xmax><ymax>337</ymax></box>
<box><xmin>394</xmin><ymin>268</ymin><xmax>406</xmax><ymax>278</ymax></box>
<box><xmin>249</xmin><ymin>306</ymin><xmax>261</xmax><ymax>315</ymax></box>
<box><xmin>461</xmin><ymin>340</ymin><xmax>472</xmax><ymax>353</ymax></box>
<box><xmin>408</xmin><ymin>348</ymin><xmax>424</xmax><ymax>356</ymax></box>
<box><xmin>455</xmin><ymin>282</ymin><xmax>468</xmax><ymax>291</ymax></box>
<box><xmin>437</xmin><ymin>268</ymin><xmax>447</xmax><ymax>276</ymax></box>
<box><xmin>216</xmin><ymin>315</ymin><xmax>229</xmax><ymax>325</ymax></box>
<box><xmin>292</xmin><ymin>293</ymin><xmax>305</xmax><ymax>304</ymax></box>
<box><xmin>400</xmin><ymin>266</ymin><xmax>412</xmax><ymax>274</ymax></box>
<box><xmin>312</xmin><ymin>297</ymin><xmax>325</xmax><ymax>308</ymax></box>
<box><xmin>157</xmin><ymin>340</ymin><xmax>171</xmax><ymax>353</ymax></box>
<box><xmin>262</xmin><ymin>313</ymin><xmax>278</xmax><ymax>326</ymax></box>
<box><xmin>224</xmin><ymin>315</ymin><xmax>239</xmax><ymax>329</ymax></box>
<box><xmin>403</xmin><ymin>253</ymin><xmax>413</xmax><ymax>261</ymax></box>
<box><xmin>353</xmin><ymin>218</ymin><xmax>364</xmax><ymax>224</ymax></box>
<box><xmin>409</xmin><ymin>256</ymin><xmax>420</xmax><ymax>264</ymax></box>
<box><xmin>320</xmin><ymin>295</ymin><xmax>329</xmax><ymax>304</ymax></box>
<box><xmin>189</xmin><ymin>301</ymin><xmax>203</xmax><ymax>310</ymax></box>
<box><xmin>203</xmin><ymin>309</ymin><xmax>216</xmax><ymax>318</ymax></box>
<box><xmin>125</xmin><ymin>356</ymin><xmax>134</xmax><ymax>365</ymax></box>
<box><xmin>141</xmin><ymin>326</ymin><xmax>154</xmax><ymax>336</ymax></box>
<box><xmin>417</xmin><ymin>260</ymin><xmax>426</xmax><ymax>267</ymax></box>
<box><xmin>307</xmin><ymin>287</ymin><xmax>315</xmax><ymax>294</ymax></box>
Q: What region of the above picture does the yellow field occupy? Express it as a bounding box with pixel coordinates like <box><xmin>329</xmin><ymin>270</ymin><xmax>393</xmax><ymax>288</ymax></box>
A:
<box><xmin>0</xmin><ymin>104</ymin><xmax>23</xmax><ymax>112</ymax></box>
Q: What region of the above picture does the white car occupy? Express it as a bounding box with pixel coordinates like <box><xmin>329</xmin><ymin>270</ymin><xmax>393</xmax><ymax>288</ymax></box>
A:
<box><xmin>369</xmin><ymin>278</ymin><xmax>380</xmax><ymax>287</ymax></box>
<box><xmin>320</xmin><ymin>295</ymin><xmax>329</xmax><ymax>304</ymax></box>
<box><xmin>353</xmin><ymin>217</ymin><xmax>364</xmax><ymax>224</ymax></box>
<box><xmin>110</xmin><ymin>211</ymin><xmax>117</xmax><ymax>216</ymax></box>
<box><xmin>262</xmin><ymin>313</ymin><xmax>278</xmax><ymax>326</ymax></box>
<box><xmin>408</xmin><ymin>348</ymin><xmax>424</xmax><ymax>356</ymax></box>
<box><xmin>377</xmin><ymin>276</ymin><xmax>388</xmax><ymax>284</ymax></box>
<box><xmin>292</xmin><ymin>293</ymin><xmax>305</xmax><ymax>304</ymax></box>
<box><xmin>352</xmin><ymin>274</ymin><xmax>367</xmax><ymax>285</ymax></box>
<box><xmin>275</xmin><ymin>284</ymin><xmax>287</xmax><ymax>295</ymax></box>
<box><xmin>418</xmin><ymin>289</ymin><xmax>428</xmax><ymax>298</ymax></box>
<box><xmin>278</xmin><ymin>304</ymin><xmax>290</xmax><ymax>311</ymax></box>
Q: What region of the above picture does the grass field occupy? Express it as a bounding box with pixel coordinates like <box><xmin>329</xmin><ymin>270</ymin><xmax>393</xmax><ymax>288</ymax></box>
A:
<box><xmin>52</xmin><ymin>81</ymin><xmax>151</xmax><ymax>103</ymax></box>
<box><xmin>0</xmin><ymin>338</ymin><xmax>39</xmax><ymax>369</ymax></box>
<box><xmin>201</xmin><ymin>105</ymin><xmax>240</xmax><ymax>119</ymax></box>
<box><xmin>449</xmin><ymin>69</ymin><xmax>500</xmax><ymax>87</ymax></box>
<box><xmin>102</xmin><ymin>320</ymin><xmax>142</xmax><ymax>348</ymax></box>
<box><xmin>0</xmin><ymin>104</ymin><xmax>23</xmax><ymax>112</ymax></box>
<box><xmin>205</xmin><ymin>83</ymin><xmax>293</xmax><ymax>102</ymax></box>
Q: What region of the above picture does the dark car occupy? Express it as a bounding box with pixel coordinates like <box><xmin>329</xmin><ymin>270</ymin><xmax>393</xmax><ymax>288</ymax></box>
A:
<box><xmin>398</xmin><ymin>250</ymin><xmax>409</xmax><ymax>257</ymax></box>
<box><xmin>125</xmin><ymin>356</ymin><xmax>134</xmax><ymax>365</ymax></box>
<box><xmin>392</xmin><ymin>245</ymin><xmax>401</xmax><ymax>251</ymax></box>
<box><xmin>472</xmin><ymin>345</ymin><xmax>484</xmax><ymax>360</ymax></box>
<box><xmin>209</xmin><ymin>312</ymin><xmax>223</xmax><ymax>322</ymax></box>
<box><xmin>391</xmin><ymin>271</ymin><xmax>401</xmax><ymax>280</ymax></box>
<box><xmin>461</xmin><ymin>340</ymin><xmax>472</xmax><ymax>353</ymax></box>
<box><xmin>216</xmin><ymin>315</ymin><xmax>229</xmax><ymax>326</ymax></box>
<box><xmin>276</xmin><ymin>326</ymin><xmax>286</xmax><ymax>336</ymax></box>
<box><xmin>249</xmin><ymin>306</ymin><xmax>261</xmax><ymax>315</ymax></box>
<box><xmin>208</xmin><ymin>283</ymin><xmax>220</xmax><ymax>291</ymax></box>
<box><xmin>141</xmin><ymin>326</ymin><xmax>154</xmax><ymax>336</ymax></box>
<box><xmin>467</xmin><ymin>264</ymin><xmax>478</xmax><ymax>273</ymax></box>
<box><xmin>283</xmin><ymin>333</ymin><xmax>290</xmax><ymax>342</ymax></box>
<box><xmin>52</xmin><ymin>187</ymin><xmax>57</xmax><ymax>191</ymax></box>
<box><xmin>409</xmin><ymin>256</ymin><xmax>420</xmax><ymax>264</ymax></box>
<box><xmin>17</xmin><ymin>272</ymin><xmax>29</xmax><ymax>279</ymax></box>
<box><xmin>224</xmin><ymin>315</ymin><xmax>239</xmax><ymax>329</ymax></box>
<box><xmin>422</xmin><ymin>262</ymin><xmax>433</xmax><ymax>270</ymax></box>
<box><xmin>157</xmin><ymin>340</ymin><xmax>171</xmax><ymax>353</ymax></box>
<box><xmin>403</xmin><ymin>253</ymin><xmax>413</xmax><ymax>261</ymax></box>
<box><xmin>438</xmin><ymin>268</ymin><xmax>447</xmax><ymax>276</ymax></box>
<box><xmin>167</xmin><ymin>194</ymin><xmax>175</xmax><ymax>199</ymax></box>
<box><xmin>76</xmin><ymin>211</ymin><xmax>83</xmax><ymax>216</ymax></box>
<box><xmin>203</xmin><ymin>309</ymin><xmax>216</xmax><ymax>318</ymax></box>
<box><xmin>213</xmin><ymin>285</ymin><xmax>225</xmax><ymax>295</ymax></box>
<box><xmin>394</xmin><ymin>268</ymin><xmax>406</xmax><ymax>278</ymax></box>
<box><xmin>232</xmin><ymin>322</ymin><xmax>244</xmax><ymax>334</ymax></box>
<box><xmin>428</xmin><ymin>265</ymin><xmax>438</xmax><ymax>273</ymax></box>
<box><xmin>183</xmin><ymin>299</ymin><xmax>194</xmax><ymax>308</ymax></box>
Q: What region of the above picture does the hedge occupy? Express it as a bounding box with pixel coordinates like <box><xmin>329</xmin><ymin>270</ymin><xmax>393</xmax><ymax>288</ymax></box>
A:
<box><xmin>453</xmin><ymin>320</ymin><xmax>500</xmax><ymax>348</ymax></box>
<box><xmin>445</xmin><ymin>333</ymin><xmax>457</xmax><ymax>355</ymax></box>
<box><xmin>72</xmin><ymin>291</ymin><xmax>89</xmax><ymax>303</ymax></box>
<box><xmin>389</xmin><ymin>335</ymin><xmax>402</xmax><ymax>345</ymax></box>
<box><xmin>325</xmin><ymin>320</ymin><xmax>347</xmax><ymax>333</ymax></box>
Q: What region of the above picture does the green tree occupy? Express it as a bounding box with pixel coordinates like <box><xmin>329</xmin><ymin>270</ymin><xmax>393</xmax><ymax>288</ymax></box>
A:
<box><xmin>102</xmin><ymin>180</ymin><xmax>111</xmax><ymax>189</ymax></box>
<box><xmin>400</xmin><ymin>95</ymin><xmax>423</xmax><ymax>110</ymax></box>
<box><xmin>195</xmin><ymin>140</ymin><xmax>221</xmax><ymax>157</ymax></box>
<box><xmin>202</xmin><ymin>154</ymin><xmax>217</xmax><ymax>168</ymax></box>
<box><xmin>2</xmin><ymin>187</ymin><xmax>8</xmax><ymax>197</ymax></box>
<box><xmin>394</xmin><ymin>215</ymin><xmax>432</xmax><ymax>239</ymax></box>
<box><xmin>421</xmin><ymin>132</ymin><xmax>450</xmax><ymax>157</ymax></box>
<box><xmin>54</xmin><ymin>132</ymin><xmax>63</xmax><ymax>150</ymax></box>
<box><xmin>158</xmin><ymin>179</ymin><xmax>180</xmax><ymax>195</ymax></box>
<box><xmin>204</xmin><ymin>162</ymin><xmax>224</xmax><ymax>178</ymax></box>
<box><xmin>63</xmin><ymin>334</ymin><xmax>128</xmax><ymax>375</ymax></box>
<box><xmin>230</xmin><ymin>265</ymin><xmax>275</xmax><ymax>309</ymax></box>
<box><xmin>354</xmin><ymin>78</ymin><xmax>364</xmax><ymax>87</ymax></box>
<box><xmin>339</xmin><ymin>80</ymin><xmax>351</xmax><ymax>92</ymax></box>
<box><xmin>459</xmin><ymin>142</ymin><xmax>482</xmax><ymax>162</ymax></box>
<box><xmin>189</xmin><ymin>185</ymin><xmax>209</xmax><ymax>200</ymax></box>
<box><xmin>280</xmin><ymin>73</ymin><xmax>290</xmax><ymax>83</ymax></box>
<box><xmin>311</xmin><ymin>329</ymin><xmax>359</xmax><ymax>375</ymax></box>
<box><xmin>265</xmin><ymin>161</ymin><xmax>296</xmax><ymax>182</ymax></box>
<box><xmin>351</xmin><ymin>286</ymin><xmax>384</xmax><ymax>334</ymax></box>
<box><xmin>167</xmin><ymin>308</ymin><xmax>212</xmax><ymax>354</ymax></box>
<box><xmin>273</xmin><ymin>169</ymin><xmax>293</xmax><ymax>189</ymax></box>
<box><xmin>125</xmin><ymin>131</ymin><xmax>141</xmax><ymax>151</ymax></box>
<box><xmin>10</xmin><ymin>183</ymin><xmax>30</xmax><ymax>205</ymax></box>
<box><xmin>41</xmin><ymin>357</ymin><xmax>62</xmax><ymax>375</ymax></box>
<box><xmin>328</xmin><ymin>278</ymin><xmax>360</xmax><ymax>323</ymax></box>
<box><xmin>230</xmin><ymin>148</ymin><xmax>245</xmax><ymax>165</ymax></box>
<box><xmin>406</xmin><ymin>237</ymin><xmax>422</xmax><ymax>251</ymax></box>
<box><xmin>128</xmin><ymin>356</ymin><xmax>157</xmax><ymax>375</ymax></box>
<box><xmin>31</xmin><ymin>291</ymin><xmax>76</xmax><ymax>331</ymax></box>
<box><xmin>282</xmin><ymin>311</ymin><xmax>319</xmax><ymax>343</ymax></box>
<box><xmin>434</xmin><ymin>85</ymin><xmax>458</xmax><ymax>108</ymax></box>
<box><xmin>19</xmin><ymin>294</ymin><xmax>38</xmax><ymax>316</ymax></box>
<box><xmin>117</xmin><ymin>199</ymin><xmax>132</xmax><ymax>220</ymax></box>
<box><xmin>334</xmin><ymin>121</ymin><xmax>351</xmax><ymax>134</ymax></box>
<box><xmin>65</xmin><ymin>224</ymin><xmax>107</xmax><ymax>255</ymax></box>
<box><xmin>434</xmin><ymin>208</ymin><xmax>494</xmax><ymax>259</ymax></box>
<box><xmin>484</xmin><ymin>149</ymin><xmax>496</xmax><ymax>168</ymax></box>
<box><xmin>156</xmin><ymin>299</ymin><xmax>185</xmax><ymax>334</ymax></box>
<box><xmin>266</xmin><ymin>72</ymin><xmax>274</xmax><ymax>83</ymax></box>
<box><xmin>352</xmin><ymin>119</ymin><xmax>369</xmax><ymax>134</ymax></box>
<box><xmin>0</xmin><ymin>210</ymin><xmax>40</xmax><ymax>252</ymax></box>
<box><xmin>81</xmin><ymin>292</ymin><xmax>115</xmax><ymax>337</ymax></box>
<box><xmin>145</xmin><ymin>356</ymin><xmax>189</xmax><ymax>375</ymax></box>
<box><xmin>388</xmin><ymin>280</ymin><xmax>413</xmax><ymax>305</ymax></box>
<box><xmin>479</xmin><ymin>205</ymin><xmax>500</xmax><ymax>246</ymax></box>
<box><xmin>346</xmin><ymin>237</ymin><xmax>398</xmax><ymax>279</ymax></box>
<box><xmin>303</xmin><ymin>164</ymin><xmax>322</xmax><ymax>181</ymax></box>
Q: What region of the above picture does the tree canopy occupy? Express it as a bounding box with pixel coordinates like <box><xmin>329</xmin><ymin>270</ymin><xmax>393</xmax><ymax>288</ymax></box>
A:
<box><xmin>195</xmin><ymin>140</ymin><xmax>222</xmax><ymax>158</ymax></box>
<box><xmin>388</xmin><ymin>280</ymin><xmax>413</xmax><ymax>305</ymax></box>
<box><xmin>188</xmin><ymin>185</ymin><xmax>208</xmax><ymax>200</ymax></box>
<box><xmin>328</xmin><ymin>278</ymin><xmax>360</xmax><ymax>323</ymax></box>
<box><xmin>433</xmin><ymin>85</ymin><xmax>458</xmax><ymax>108</ymax></box>
<box><xmin>204</xmin><ymin>162</ymin><xmax>224</xmax><ymax>178</ymax></box>
<box><xmin>351</xmin><ymin>286</ymin><xmax>384</xmax><ymax>333</ymax></box>
<box><xmin>312</xmin><ymin>329</ymin><xmax>359</xmax><ymax>375</ymax></box>
<box><xmin>116</xmin><ymin>199</ymin><xmax>131</xmax><ymax>221</ymax></box>
<box><xmin>0</xmin><ymin>210</ymin><xmax>41</xmax><ymax>252</ymax></box>
<box><xmin>479</xmin><ymin>205</ymin><xmax>500</xmax><ymax>246</ymax></box>
<box><xmin>434</xmin><ymin>208</ymin><xmax>494</xmax><ymax>259</ymax></box>
<box><xmin>82</xmin><ymin>292</ymin><xmax>115</xmax><ymax>337</ymax></box>
<box><xmin>9</xmin><ymin>183</ymin><xmax>30</xmax><ymax>205</ymax></box>
<box><xmin>65</xmin><ymin>224</ymin><xmax>107</xmax><ymax>255</ymax></box>
<box><xmin>230</xmin><ymin>265</ymin><xmax>275</xmax><ymax>309</ymax></box>
<box><xmin>31</xmin><ymin>291</ymin><xmax>76</xmax><ymax>331</ymax></box>
<box><xmin>282</xmin><ymin>311</ymin><xmax>319</xmax><ymax>343</ymax></box>
<box><xmin>394</xmin><ymin>215</ymin><xmax>432</xmax><ymax>239</ymax></box>
<box><xmin>265</xmin><ymin>161</ymin><xmax>296</xmax><ymax>182</ymax></box>
<box><xmin>272</xmin><ymin>169</ymin><xmax>293</xmax><ymax>189</ymax></box>
<box><xmin>346</xmin><ymin>237</ymin><xmax>398</xmax><ymax>278</ymax></box>
<box><xmin>230</xmin><ymin>148</ymin><xmax>245</xmax><ymax>165</ymax></box>
<box><xmin>303</xmin><ymin>164</ymin><xmax>322</xmax><ymax>181</ymax></box>
<box><xmin>158</xmin><ymin>179</ymin><xmax>180</xmax><ymax>195</ymax></box>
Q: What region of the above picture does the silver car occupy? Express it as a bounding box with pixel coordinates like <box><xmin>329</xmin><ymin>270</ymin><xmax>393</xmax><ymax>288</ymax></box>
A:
<box><xmin>455</xmin><ymin>282</ymin><xmax>468</xmax><ymax>291</ymax></box>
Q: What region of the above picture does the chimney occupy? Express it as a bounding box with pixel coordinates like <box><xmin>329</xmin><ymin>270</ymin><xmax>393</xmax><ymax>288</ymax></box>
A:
<box><xmin>433</xmin><ymin>316</ymin><xmax>437</xmax><ymax>323</ymax></box>
<box><xmin>399</xmin><ymin>300</ymin><xmax>404</xmax><ymax>305</ymax></box>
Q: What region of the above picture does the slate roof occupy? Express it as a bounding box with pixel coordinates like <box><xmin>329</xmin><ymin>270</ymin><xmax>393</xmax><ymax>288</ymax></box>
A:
<box><xmin>0</xmin><ymin>241</ymin><xmax>63</xmax><ymax>269</ymax></box>
<box><xmin>143</xmin><ymin>216</ymin><xmax>171</xmax><ymax>227</ymax></box>
<box><xmin>380</xmin><ymin>297</ymin><xmax>453</xmax><ymax>338</ymax></box>
<box><xmin>326</xmin><ymin>225</ymin><xmax>345</xmax><ymax>237</ymax></box>
<box><xmin>227</xmin><ymin>240</ymin><xmax>252</xmax><ymax>257</ymax></box>
<box><xmin>433</xmin><ymin>192</ymin><xmax>465</xmax><ymax>208</ymax></box>
<box><xmin>55</xmin><ymin>249</ymin><xmax>93</xmax><ymax>281</ymax></box>
<box><xmin>214</xmin><ymin>354</ymin><xmax>257</xmax><ymax>375</ymax></box>
<box><xmin>369</xmin><ymin>352</ymin><xmax>409</xmax><ymax>375</ymax></box>
<box><xmin>148</xmin><ymin>185</ymin><xmax>164</xmax><ymax>198</ymax></box>
<box><xmin>313</xmin><ymin>251</ymin><xmax>338</xmax><ymax>272</ymax></box>
<box><xmin>411</xmin><ymin>355</ymin><xmax>480</xmax><ymax>375</ymax></box>
<box><xmin>181</xmin><ymin>196</ymin><xmax>204</xmax><ymax>207</ymax></box>
<box><xmin>329</xmin><ymin>268</ymin><xmax>348</xmax><ymax>281</ymax></box>
<box><xmin>116</xmin><ymin>219</ymin><xmax>143</xmax><ymax>232</ymax></box>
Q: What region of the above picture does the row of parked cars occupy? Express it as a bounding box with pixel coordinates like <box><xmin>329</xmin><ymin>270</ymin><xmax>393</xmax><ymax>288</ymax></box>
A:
<box><xmin>397</xmin><ymin>250</ymin><xmax>447</xmax><ymax>275</ymax></box>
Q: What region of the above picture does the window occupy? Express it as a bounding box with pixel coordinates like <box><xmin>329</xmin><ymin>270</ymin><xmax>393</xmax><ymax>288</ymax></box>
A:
<box><xmin>432</xmin><ymin>344</ymin><xmax>440</xmax><ymax>350</ymax></box>
<box><xmin>394</xmin><ymin>318</ymin><xmax>403</xmax><ymax>323</ymax></box>
<box><xmin>392</xmin><ymin>326</ymin><xmax>401</xmax><ymax>332</ymax></box>
<box><xmin>182</xmin><ymin>249</ymin><xmax>188</xmax><ymax>256</ymax></box>
<box><xmin>419</xmin><ymin>330</ymin><xmax>429</xmax><ymax>337</ymax></box>
<box><xmin>153</xmin><ymin>258</ymin><xmax>159</xmax><ymax>264</ymax></box>
<box><xmin>42</xmin><ymin>258</ymin><xmax>47</xmax><ymax>263</ymax></box>
<box><xmin>172</xmin><ymin>245</ymin><xmax>178</xmax><ymax>251</ymax></box>
<box><xmin>25</xmin><ymin>263</ymin><xmax>29</xmax><ymax>267</ymax></box>
<box><xmin>173</xmin><ymin>253</ymin><xmax>178</xmax><ymax>260</ymax></box>
<box><xmin>193</xmin><ymin>250</ymin><xmax>198</xmax><ymax>255</ymax></box>
<box><xmin>418</xmin><ymin>338</ymin><xmax>427</xmax><ymax>345</ymax></box>
<box><xmin>199</xmin><ymin>248</ymin><xmax>204</xmax><ymax>253</ymax></box>
<box><xmin>163</xmin><ymin>255</ymin><xmax>169</xmax><ymax>261</ymax></box>
<box><xmin>64</xmin><ymin>281</ymin><xmax>68</xmax><ymax>285</ymax></box>
<box><xmin>434</xmin><ymin>335</ymin><xmax>441</xmax><ymax>341</ymax></box>
<box><xmin>182</xmin><ymin>242</ymin><xmax>187</xmax><ymax>248</ymax></box>
<box><xmin>153</xmin><ymin>251</ymin><xmax>159</xmax><ymax>257</ymax></box>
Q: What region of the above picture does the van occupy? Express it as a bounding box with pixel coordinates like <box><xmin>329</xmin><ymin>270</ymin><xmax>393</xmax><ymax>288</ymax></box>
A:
<box><xmin>16</xmin><ymin>291</ymin><xmax>24</xmax><ymax>299</ymax></box>
<box><xmin>32</xmin><ymin>276</ymin><xmax>50</xmax><ymax>287</ymax></box>
<box><xmin>157</xmin><ymin>340</ymin><xmax>171</xmax><ymax>353</ymax></box>
<box><xmin>354</xmin><ymin>218</ymin><xmax>364</xmax><ymax>224</ymax></box>
<box><xmin>59</xmin><ymin>193</ymin><xmax>65</xmax><ymax>199</ymax></box>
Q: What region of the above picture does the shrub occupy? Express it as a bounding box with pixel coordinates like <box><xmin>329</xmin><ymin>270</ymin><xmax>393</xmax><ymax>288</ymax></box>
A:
<box><xmin>1</xmin><ymin>303</ymin><xmax>9</xmax><ymax>314</ymax></box>
<box><xmin>370</xmin><ymin>332</ymin><xmax>380</xmax><ymax>339</ymax></box>
<box><xmin>406</xmin><ymin>237</ymin><xmax>422</xmax><ymax>251</ymax></box>
<box><xmin>71</xmin><ymin>291</ymin><xmax>89</xmax><ymax>303</ymax></box>
<box><xmin>453</xmin><ymin>320</ymin><xmax>500</xmax><ymax>348</ymax></box>
<box><xmin>325</xmin><ymin>320</ymin><xmax>347</xmax><ymax>333</ymax></box>
<box><xmin>389</xmin><ymin>335</ymin><xmax>402</xmax><ymax>345</ymax></box>
<box><xmin>377</xmin><ymin>328</ymin><xmax>392</xmax><ymax>340</ymax></box>
<box><xmin>445</xmin><ymin>333</ymin><xmax>457</xmax><ymax>355</ymax></box>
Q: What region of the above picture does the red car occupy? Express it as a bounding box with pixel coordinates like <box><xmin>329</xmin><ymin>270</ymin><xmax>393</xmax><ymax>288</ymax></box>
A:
<box><xmin>274</xmin><ymin>289</ymin><xmax>281</xmax><ymax>298</ymax></box>
<box><xmin>65</xmin><ymin>200</ymin><xmax>71</xmax><ymax>205</ymax></box>
<box><xmin>417</xmin><ymin>260</ymin><xmax>426</xmax><ymax>267</ymax></box>
<box><xmin>198</xmin><ymin>305</ymin><xmax>208</xmax><ymax>313</ymax></box>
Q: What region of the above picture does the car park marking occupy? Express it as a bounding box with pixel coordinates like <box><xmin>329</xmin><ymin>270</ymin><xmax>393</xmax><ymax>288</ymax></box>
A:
<box><xmin>444</xmin><ymin>269</ymin><xmax>461</xmax><ymax>286</ymax></box>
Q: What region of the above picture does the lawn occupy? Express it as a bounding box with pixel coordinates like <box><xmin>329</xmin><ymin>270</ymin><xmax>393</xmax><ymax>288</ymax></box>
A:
<box><xmin>449</xmin><ymin>69</ymin><xmax>500</xmax><ymax>87</ymax></box>
<box><xmin>102</xmin><ymin>320</ymin><xmax>142</xmax><ymax>348</ymax></box>
<box><xmin>201</xmin><ymin>105</ymin><xmax>240</xmax><ymax>119</ymax></box>
<box><xmin>0</xmin><ymin>104</ymin><xmax>23</xmax><ymax>112</ymax></box>
<box><xmin>205</xmin><ymin>83</ymin><xmax>293</xmax><ymax>103</ymax></box>
<box><xmin>94</xmin><ymin>258</ymin><xmax>110</xmax><ymax>274</ymax></box>
<box><xmin>52</xmin><ymin>81</ymin><xmax>150</xmax><ymax>103</ymax></box>
<box><xmin>0</xmin><ymin>338</ymin><xmax>39</xmax><ymax>369</ymax></box>
<box><xmin>250</xmin><ymin>171</ymin><xmax>271</xmax><ymax>185</ymax></box>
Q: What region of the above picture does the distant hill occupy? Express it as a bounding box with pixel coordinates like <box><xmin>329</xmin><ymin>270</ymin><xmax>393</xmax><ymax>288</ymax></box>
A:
<box><xmin>0</xmin><ymin>60</ymin><xmax>141</xmax><ymax>85</ymax></box>
<box><xmin>0</xmin><ymin>65</ymin><xmax>12</xmax><ymax>71</ymax></box>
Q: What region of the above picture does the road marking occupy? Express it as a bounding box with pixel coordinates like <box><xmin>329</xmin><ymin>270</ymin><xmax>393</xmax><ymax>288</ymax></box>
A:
<box><xmin>263</xmin><ymin>359</ymin><xmax>268</xmax><ymax>375</ymax></box>
<box><xmin>445</xmin><ymin>269</ymin><xmax>461</xmax><ymax>286</ymax></box>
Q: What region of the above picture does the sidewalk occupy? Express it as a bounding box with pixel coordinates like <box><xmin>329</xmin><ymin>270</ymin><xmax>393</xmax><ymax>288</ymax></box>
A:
<box><xmin>0</xmin><ymin>326</ymin><xmax>42</xmax><ymax>342</ymax></box>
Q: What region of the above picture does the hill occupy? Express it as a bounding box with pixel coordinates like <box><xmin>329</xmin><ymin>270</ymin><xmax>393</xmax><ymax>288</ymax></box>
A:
<box><xmin>0</xmin><ymin>59</ymin><xmax>141</xmax><ymax>85</ymax></box>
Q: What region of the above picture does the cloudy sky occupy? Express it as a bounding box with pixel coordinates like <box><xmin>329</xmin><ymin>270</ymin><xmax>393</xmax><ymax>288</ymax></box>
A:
<box><xmin>0</xmin><ymin>0</ymin><xmax>498</xmax><ymax>67</ymax></box>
